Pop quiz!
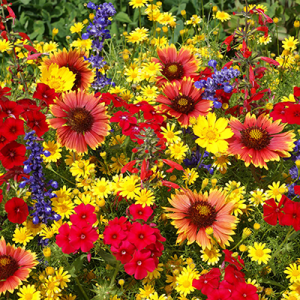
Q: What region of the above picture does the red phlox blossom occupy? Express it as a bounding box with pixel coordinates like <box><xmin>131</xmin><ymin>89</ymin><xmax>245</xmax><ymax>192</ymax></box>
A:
<box><xmin>5</xmin><ymin>197</ymin><xmax>29</xmax><ymax>224</ymax></box>
<box><xmin>56</xmin><ymin>223</ymin><xmax>77</xmax><ymax>254</ymax></box>
<box><xmin>219</xmin><ymin>280</ymin><xmax>235</xmax><ymax>295</ymax></box>
<box><xmin>263</xmin><ymin>195</ymin><xmax>288</xmax><ymax>226</ymax></box>
<box><xmin>112</xmin><ymin>95</ymin><xmax>129</xmax><ymax>108</ymax></box>
<box><xmin>108</xmin><ymin>216</ymin><xmax>130</xmax><ymax>231</ymax></box>
<box><xmin>0</xmin><ymin>86</ymin><xmax>11</xmax><ymax>101</ymax></box>
<box><xmin>193</xmin><ymin>268</ymin><xmax>221</xmax><ymax>295</ymax></box>
<box><xmin>0</xmin><ymin>141</ymin><xmax>27</xmax><ymax>169</ymax></box>
<box><xmin>224</xmin><ymin>265</ymin><xmax>245</xmax><ymax>284</ymax></box>
<box><xmin>69</xmin><ymin>224</ymin><xmax>99</xmax><ymax>253</ymax></box>
<box><xmin>110</xmin><ymin>111</ymin><xmax>136</xmax><ymax>130</ymax></box>
<box><xmin>127</xmin><ymin>101</ymin><xmax>149</xmax><ymax>115</ymax></box>
<box><xmin>122</xmin><ymin>123</ymin><xmax>142</xmax><ymax>144</ymax></box>
<box><xmin>285</xmin><ymin>104</ymin><xmax>300</xmax><ymax>125</ymax></box>
<box><xmin>23</xmin><ymin>110</ymin><xmax>49</xmax><ymax>137</ymax></box>
<box><xmin>129</xmin><ymin>204</ymin><xmax>153</xmax><ymax>222</ymax></box>
<box><xmin>128</xmin><ymin>222</ymin><xmax>156</xmax><ymax>250</ymax></box>
<box><xmin>270</xmin><ymin>102</ymin><xmax>292</xmax><ymax>123</ymax></box>
<box><xmin>70</xmin><ymin>203</ymin><xmax>97</xmax><ymax>227</ymax></box>
<box><xmin>124</xmin><ymin>249</ymin><xmax>156</xmax><ymax>280</ymax></box>
<box><xmin>231</xmin><ymin>282</ymin><xmax>258</xmax><ymax>300</ymax></box>
<box><xmin>17</xmin><ymin>99</ymin><xmax>39</xmax><ymax>114</ymax></box>
<box><xmin>223</xmin><ymin>249</ymin><xmax>244</xmax><ymax>270</ymax></box>
<box><xmin>0</xmin><ymin>100</ymin><xmax>24</xmax><ymax>118</ymax></box>
<box><xmin>0</xmin><ymin>189</ymin><xmax>3</xmax><ymax>203</ymax></box>
<box><xmin>207</xmin><ymin>288</ymin><xmax>231</xmax><ymax>300</ymax></box>
<box><xmin>0</xmin><ymin>127</ymin><xmax>10</xmax><ymax>150</ymax></box>
<box><xmin>33</xmin><ymin>83</ymin><xmax>58</xmax><ymax>106</ymax></box>
<box><xmin>103</xmin><ymin>224</ymin><xmax>127</xmax><ymax>248</ymax></box>
<box><xmin>142</xmin><ymin>106</ymin><xmax>164</xmax><ymax>124</ymax></box>
<box><xmin>281</xmin><ymin>200</ymin><xmax>300</xmax><ymax>231</ymax></box>
<box><xmin>294</xmin><ymin>185</ymin><xmax>300</xmax><ymax>195</ymax></box>
<box><xmin>294</xmin><ymin>87</ymin><xmax>300</xmax><ymax>100</ymax></box>
<box><xmin>2</xmin><ymin>118</ymin><xmax>25</xmax><ymax>142</ymax></box>
<box><xmin>111</xmin><ymin>240</ymin><xmax>135</xmax><ymax>264</ymax></box>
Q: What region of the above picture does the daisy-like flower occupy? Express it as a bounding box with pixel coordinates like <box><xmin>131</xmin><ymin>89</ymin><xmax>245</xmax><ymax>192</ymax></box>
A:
<box><xmin>248</xmin><ymin>242</ymin><xmax>271</xmax><ymax>265</ymax></box>
<box><xmin>175</xmin><ymin>266</ymin><xmax>199</xmax><ymax>296</ymax></box>
<box><xmin>12</xmin><ymin>227</ymin><xmax>33</xmax><ymax>246</ymax></box>
<box><xmin>126</xmin><ymin>28</ymin><xmax>148</xmax><ymax>43</ymax></box>
<box><xmin>70</xmin><ymin>22</ymin><xmax>84</xmax><ymax>34</ymax></box>
<box><xmin>193</xmin><ymin>112</ymin><xmax>234</xmax><ymax>154</ymax></box>
<box><xmin>215</xmin><ymin>11</ymin><xmax>231</xmax><ymax>22</ymax></box>
<box><xmin>129</xmin><ymin>0</ymin><xmax>147</xmax><ymax>9</ymax></box>
<box><xmin>124</xmin><ymin>67</ymin><xmax>142</xmax><ymax>83</ymax></box>
<box><xmin>200</xmin><ymin>247</ymin><xmax>221</xmax><ymax>265</ymax></box>
<box><xmin>110</xmin><ymin>153</ymin><xmax>127</xmax><ymax>173</ymax></box>
<box><xmin>283</xmin><ymin>36</ymin><xmax>299</xmax><ymax>51</ymax></box>
<box><xmin>42</xmin><ymin>140</ymin><xmax>62</xmax><ymax>163</ymax></box>
<box><xmin>119</xmin><ymin>175</ymin><xmax>141</xmax><ymax>199</ymax></box>
<box><xmin>265</xmin><ymin>181</ymin><xmax>287</xmax><ymax>202</ymax></box>
<box><xmin>40</xmin><ymin>63</ymin><xmax>75</xmax><ymax>93</ymax></box>
<box><xmin>249</xmin><ymin>189</ymin><xmax>267</xmax><ymax>206</ymax></box>
<box><xmin>142</xmin><ymin>62</ymin><xmax>162</xmax><ymax>76</ymax></box>
<box><xmin>0</xmin><ymin>40</ymin><xmax>13</xmax><ymax>52</ymax></box>
<box><xmin>41</xmin><ymin>48</ymin><xmax>93</xmax><ymax>90</ymax></box>
<box><xmin>164</xmin><ymin>188</ymin><xmax>237</xmax><ymax>249</ymax></box>
<box><xmin>49</xmin><ymin>90</ymin><xmax>110</xmax><ymax>153</ymax></box>
<box><xmin>17</xmin><ymin>284</ymin><xmax>40</xmax><ymax>300</ymax></box>
<box><xmin>92</xmin><ymin>178</ymin><xmax>112</xmax><ymax>198</ymax></box>
<box><xmin>151</xmin><ymin>44</ymin><xmax>198</xmax><ymax>86</ymax></box>
<box><xmin>134</xmin><ymin>189</ymin><xmax>155</xmax><ymax>207</ymax></box>
<box><xmin>212</xmin><ymin>153</ymin><xmax>231</xmax><ymax>172</ymax></box>
<box><xmin>285</xmin><ymin>263</ymin><xmax>300</xmax><ymax>283</ymax></box>
<box><xmin>161</xmin><ymin>123</ymin><xmax>182</xmax><ymax>144</ymax></box>
<box><xmin>0</xmin><ymin>237</ymin><xmax>38</xmax><ymax>295</ymax></box>
<box><xmin>228</xmin><ymin>113</ymin><xmax>295</xmax><ymax>169</ymax></box>
<box><xmin>55</xmin><ymin>267</ymin><xmax>71</xmax><ymax>288</ymax></box>
<box><xmin>258</xmin><ymin>35</ymin><xmax>272</xmax><ymax>45</ymax></box>
<box><xmin>156</xmin><ymin>77</ymin><xmax>211</xmax><ymax>127</ymax></box>
<box><xmin>167</xmin><ymin>141</ymin><xmax>189</xmax><ymax>160</ymax></box>
<box><xmin>182</xmin><ymin>168</ymin><xmax>199</xmax><ymax>185</ymax></box>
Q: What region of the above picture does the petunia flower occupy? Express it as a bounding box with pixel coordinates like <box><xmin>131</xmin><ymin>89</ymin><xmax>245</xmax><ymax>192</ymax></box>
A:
<box><xmin>263</xmin><ymin>195</ymin><xmax>289</xmax><ymax>226</ymax></box>
<box><xmin>129</xmin><ymin>204</ymin><xmax>153</xmax><ymax>222</ymax></box>
<box><xmin>193</xmin><ymin>268</ymin><xmax>221</xmax><ymax>295</ymax></box>
<box><xmin>0</xmin><ymin>141</ymin><xmax>27</xmax><ymax>169</ymax></box>
<box><xmin>70</xmin><ymin>203</ymin><xmax>97</xmax><ymax>227</ymax></box>
<box><xmin>5</xmin><ymin>197</ymin><xmax>29</xmax><ymax>224</ymax></box>
<box><xmin>128</xmin><ymin>223</ymin><xmax>156</xmax><ymax>250</ymax></box>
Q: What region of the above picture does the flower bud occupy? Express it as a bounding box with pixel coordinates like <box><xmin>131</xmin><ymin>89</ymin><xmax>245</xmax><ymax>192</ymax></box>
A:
<box><xmin>295</xmin><ymin>21</ymin><xmax>300</xmax><ymax>28</ymax></box>
<box><xmin>273</xmin><ymin>17</ymin><xmax>279</xmax><ymax>24</ymax></box>
<box><xmin>52</xmin><ymin>28</ymin><xmax>59</xmax><ymax>35</ymax></box>
<box><xmin>43</xmin><ymin>247</ymin><xmax>51</xmax><ymax>257</ymax></box>
<box><xmin>239</xmin><ymin>244</ymin><xmax>248</xmax><ymax>252</ymax></box>
<box><xmin>253</xmin><ymin>223</ymin><xmax>260</xmax><ymax>230</ymax></box>
<box><xmin>242</xmin><ymin>227</ymin><xmax>251</xmax><ymax>239</ymax></box>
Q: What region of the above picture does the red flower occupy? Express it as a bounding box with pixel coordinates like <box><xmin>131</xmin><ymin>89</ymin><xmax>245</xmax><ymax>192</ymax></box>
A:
<box><xmin>33</xmin><ymin>83</ymin><xmax>58</xmax><ymax>106</ymax></box>
<box><xmin>70</xmin><ymin>203</ymin><xmax>97</xmax><ymax>228</ymax></box>
<box><xmin>142</xmin><ymin>106</ymin><xmax>164</xmax><ymax>124</ymax></box>
<box><xmin>263</xmin><ymin>196</ymin><xmax>288</xmax><ymax>226</ymax></box>
<box><xmin>193</xmin><ymin>268</ymin><xmax>221</xmax><ymax>295</ymax></box>
<box><xmin>111</xmin><ymin>240</ymin><xmax>135</xmax><ymax>264</ymax></box>
<box><xmin>270</xmin><ymin>102</ymin><xmax>292</xmax><ymax>123</ymax></box>
<box><xmin>207</xmin><ymin>289</ymin><xmax>231</xmax><ymax>300</ymax></box>
<box><xmin>0</xmin><ymin>141</ymin><xmax>27</xmax><ymax>169</ymax></box>
<box><xmin>281</xmin><ymin>200</ymin><xmax>300</xmax><ymax>231</ymax></box>
<box><xmin>162</xmin><ymin>159</ymin><xmax>184</xmax><ymax>173</ymax></box>
<box><xmin>231</xmin><ymin>282</ymin><xmax>258</xmax><ymax>300</ymax></box>
<box><xmin>0</xmin><ymin>128</ymin><xmax>10</xmax><ymax>150</ymax></box>
<box><xmin>0</xmin><ymin>100</ymin><xmax>23</xmax><ymax>118</ymax></box>
<box><xmin>108</xmin><ymin>216</ymin><xmax>130</xmax><ymax>231</ymax></box>
<box><xmin>5</xmin><ymin>197</ymin><xmax>29</xmax><ymax>224</ymax></box>
<box><xmin>285</xmin><ymin>104</ymin><xmax>300</xmax><ymax>125</ymax></box>
<box><xmin>295</xmin><ymin>185</ymin><xmax>300</xmax><ymax>195</ymax></box>
<box><xmin>223</xmin><ymin>35</ymin><xmax>234</xmax><ymax>51</ymax></box>
<box><xmin>0</xmin><ymin>189</ymin><xmax>3</xmax><ymax>203</ymax></box>
<box><xmin>0</xmin><ymin>86</ymin><xmax>11</xmax><ymax>101</ymax></box>
<box><xmin>224</xmin><ymin>265</ymin><xmax>245</xmax><ymax>284</ymax></box>
<box><xmin>17</xmin><ymin>99</ymin><xmax>39</xmax><ymax>113</ymax></box>
<box><xmin>294</xmin><ymin>87</ymin><xmax>300</xmax><ymax>99</ymax></box>
<box><xmin>56</xmin><ymin>223</ymin><xmax>77</xmax><ymax>254</ymax></box>
<box><xmin>2</xmin><ymin>118</ymin><xmax>25</xmax><ymax>141</ymax></box>
<box><xmin>69</xmin><ymin>225</ymin><xmax>99</xmax><ymax>253</ymax></box>
<box><xmin>128</xmin><ymin>223</ymin><xmax>156</xmax><ymax>250</ymax></box>
<box><xmin>0</xmin><ymin>166</ymin><xmax>29</xmax><ymax>186</ymax></box>
<box><xmin>110</xmin><ymin>111</ymin><xmax>137</xmax><ymax>130</ymax></box>
<box><xmin>223</xmin><ymin>249</ymin><xmax>244</xmax><ymax>271</ymax></box>
<box><xmin>103</xmin><ymin>224</ymin><xmax>127</xmax><ymax>247</ymax></box>
<box><xmin>24</xmin><ymin>110</ymin><xmax>49</xmax><ymax>137</ymax></box>
<box><xmin>124</xmin><ymin>250</ymin><xmax>156</xmax><ymax>280</ymax></box>
<box><xmin>129</xmin><ymin>204</ymin><xmax>153</xmax><ymax>222</ymax></box>
<box><xmin>121</xmin><ymin>160</ymin><xmax>138</xmax><ymax>174</ymax></box>
<box><xmin>260</xmin><ymin>56</ymin><xmax>280</xmax><ymax>66</ymax></box>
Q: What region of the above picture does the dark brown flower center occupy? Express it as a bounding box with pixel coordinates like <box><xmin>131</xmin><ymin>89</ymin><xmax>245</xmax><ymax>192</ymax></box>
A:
<box><xmin>67</xmin><ymin>65</ymin><xmax>82</xmax><ymax>90</ymax></box>
<box><xmin>68</xmin><ymin>107</ymin><xmax>94</xmax><ymax>133</ymax></box>
<box><xmin>188</xmin><ymin>201</ymin><xmax>217</xmax><ymax>228</ymax></box>
<box><xmin>161</xmin><ymin>62</ymin><xmax>184</xmax><ymax>80</ymax></box>
<box><xmin>172</xmin><ymin>95</ymin><xmax>195</xmax><ymax>114</ymax></box>
<box><xmin>0</xmin><ymin>255</ymin><xmax>19</xmax><ymax>280</ymax></box>
<box><xmin>241</xmin><ymin>126</ymin><xmax>271</xmax><ymax>150</ymax></box>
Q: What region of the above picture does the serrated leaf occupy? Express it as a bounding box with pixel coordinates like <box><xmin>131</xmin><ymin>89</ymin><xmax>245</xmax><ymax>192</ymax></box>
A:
<box><xmin>115</xmin><ymin>12</ymin><xmax>132</xmax><ymax>24</ymax></box>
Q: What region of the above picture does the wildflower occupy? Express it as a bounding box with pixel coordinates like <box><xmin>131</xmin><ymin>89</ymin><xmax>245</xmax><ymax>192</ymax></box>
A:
<box><xmin>283</xmin><ymin>36</ymin><xmax>299</xmax><ymax>51</ymax></box>
<box><xmin>223</xmin><ymin>249</ymin><xmax>245</xmax><ymax>270</ymax></box>
<box><xmin>5</xmin><ymin>197</ymin><xmax>29</xmax><ymax>224</ymax></box>
<box><xmin>200</xmin><ymin>247</ymin><xmax>221</xmax><ymax>265</ymax></box>
<box><xmin>2</xmin><ymin>118</ymin><xmax>24</xmax><ymax>142</ymax></box>
<box><xmin>103</xmin><ymin>224</ymin><xmax>127</xmax><ymax>248</ymax></box>
<box><xmin>151</xmin><ymin>44</ymin><xmax>198</xmax><ymax>86</ymax></box>
<box><xmin>249</xmin><ymin>189</ymin><xmax>267</xmax><ymax>206</ymax></box>
<box><xmin>49</xmin><ymin>90</ymin><xmax>110</xmax><ymax>153</ymax></box>
<box><xmin>92</xmin><ymin>178</ymin><xmax>112</xmax><ymax>198</ymax></box>
<box><xmin>215</xmin><ymin>11</ymin><xmax>231</xmax><ymax>22</ymax></box>
<box><xmin>176</xmin><ymin>267</ymin><xmax>199</xmax><ymax>296</ymax></box>
<box><xmin>129</xmin><ymin>0</ymin><xmax>147</xmax><ymax>8</ymax></box>
<box><xmin>229</xmin><ymin>113</ymin><xmax>295</xmax><ymax>169</ymax></box>
<box><xmin>70</xmin><ymin>203</ymin><xmax>97</xmax><ymax>227</ymax></box>
<box><xmin>43</xmin><ymin>247</ymin><xmax>51</xmax><ymax>257</ymax></box>
<box><xmin>295</xmin><ymin>21</ymin><xmax>300</xmax><ymax>28</ymax></box>
<box><xmin>33</xmin><ymin>83</ymin><xmax>58</xmax><ymax>106</ymax></box>
<box><xmin>157</xmin><ymin>77</ymin><xmax>211</xmax><ymax>127</ymax></box>
<box><xmin>263</xmin><ymin>196</ymin><xmax>288</xmax><ymax>225</ymax></box>
<box><xmin>42</xmin><ymin>141</ymin><xmax>62</xmax><ymax>163</ymax></box>
<box><xmin>12</xmin><ymin>227</ymin><xmax>33</xmax><ymax>246</ymax></box>
<box><xmin>168</xmin><ymin>142</ymin><xmax>189</xmax><ymax>161</ymax></box>
<box><xmin>119</xmin><ymin>175</ymin><xmax>141</xmax><ymax>199</ymax></box>
<box><xmin>129</xmin><ymin>204</ymin><xmax>153</xmax><ymax>222</ymax></box>
<box><xmin>231</xmin><ymin>282</ymin><xmax>258</xmax><ymax>300</ymax></box>
<box><xmin>0</xmin><ymin>237</ymin><xmax>38</xmax><ymax>294</ymax></box>
<box><xmin>193</xmin><ymin>268</ymin><xmax>220</xmax><ymax>295</ymax></box>
<box><xmin>55</xmin><ymin>267</ymin><xmax>71</xmax><ymax>288</ymax></box>
<box><xmin>70</xmin><ymin>22</ymin><xmax>84</xmax><ymax>34</ymax></box>
<box><xmin>142</xmin><ymin>62</ymin><xmax>162</xmax><ymax>76</ymax></box>
<box><xmin>126</xmin><ymin>28</ymin><xmax>148</xmax><ymax>43</ymax></box>
<box><xmin>0</xmin><ymin>40</ymin><xmax>12</xmax><ymax>52</ymax></box>
<box><xmin>52</xmin><ymin>198</ymin><xmax>75</xmax><ymax>219</ymax></box>
<box><xmin>135</xmin><ymin>189</ymin><xmax>155</xmax><ymax>207</ymax></box>
<box><xmin>248</xmin><ymin>242</ymin><xmax>271</xmax><ymax>265</ymax></box>
<box><xmin>0</xmin><ymin>141</ymin><xmax>27</xmax><ymax>169</ymax></box>
<box><xmin>193</xmin><ymin>112</ymin><xmax>234</xmax><ymax>154</ymax></box>
<box><xmin>281</xmin><ymin>200</ymin><xmax>300</xmax><ymax>231</ymax></box>
<box><xmin>161</xmin><ymin>124</ymin><xmax>181</xmax><ymax>145</ymax></box>
<box><xmin>124</xmin><ymin>67</ymin><xmax>142</xmax><ymax>83</ymax></box>
<box><xmin>182</xmin><ymin>168</ymin><xmax>199</xmax><ymax>185</ymax></box>
<box><xmin>17</xmin><ymin>285</ymin><xmax>41</xmax><ymax>300</ymax></box>
<box><xmin>111</xmin><ymin>240</ymin><xmax>135</xmax><ymax>264</ymax></box>
<box><xmin>212</xmin><ymin>153</ymin><xmax>231</xmax><ymax>172</ymax></box>
<box><xmin>128</xmin><ymin>223</ymin><xmax>156</xmax><ymax>250</ymax></box>
<box><xmin>164</xmin><ymin>188</ymin><xmax>237</xmax><ymax>249</ymax></box>
<box><xmin>266</xmin><ymin>181</ymin><xmax>287</xmax><ymax>201</ymax></box>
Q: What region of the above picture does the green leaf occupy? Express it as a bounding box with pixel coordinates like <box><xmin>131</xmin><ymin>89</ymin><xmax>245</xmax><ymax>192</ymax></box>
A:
<box><xmin>66</xmin><ymin>254</ymin><xmax>86</xmax><ymax>277</ymax></box>
<box><xmin>41</xmin><ymin>10</ymin><xmax>51</xmax><ymax>23</ymax></box>
<box><xmin>173</xmin><ymin>19</ymin><xmax>184</xmax><ymax>44</ymax></box>
<box><xmin>177</xmin><ymin>3</ymin><xmax>187</xmax><ymax>15</ymax></box>
<box><xmin>20</xmin><ymin>0</ymin><xmax>31</xmax><ymax>4</ymax></box>
<box><xmin>97</xmin><ymin>249</ymin><xmax>117</xmax><ymax>265</ymax></box>
<box><xmin>30</xmin><ymin>20</ymin><xmax>45</xmax><ymax>41</ymax></box>
<box><xmin>115</xmin><ymin>12</ymin><xmax>133</xmax><ymax>23</ymax></box>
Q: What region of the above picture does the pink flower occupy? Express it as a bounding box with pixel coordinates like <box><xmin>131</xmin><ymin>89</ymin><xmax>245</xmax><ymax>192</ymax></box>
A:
<box><xmin>70</xmin><ymin>203</ymin><xmax>97</xmax><ymax>227</ymax></box>
<box><xmin>193</xmin><ymin>268</ymin><xmax>221</xmax><ymax>295</ymax></box>
<box><xmin>56</xmin><ymin>224</ymin><xmax>76</xmax><ymax>254</ymax></box>
<box><xmin>69</xmin><ymin>225</ymin><xmax>99</xmax><ymax>253</ymax></box>
<box><xmin>103</xmin><ymin>224</ymin><xmax>127</xmax><ymax>247</ymax></box>
<box><xmin>128</xmin><ymin>223</ymin><xmax>156</xmax><ymax>250</ymax></box>
<box><xmin>129</xmin><ymin>204</ymin><xmax>153</xmax><ymax>222</ymax></box>
<box><xmin>124</xmin><ymin>250</ymin><xmax>156</xmax><ymax>280</ymax></box>
<box><xmin>231</xmin><ymin>282</ymin><xmax>258</xmax><ymax>300</ymax></box>
<box><xmin>111</xmin><ymin>240</ymin><xmax>135</xmax><ymax>264</ymax></box>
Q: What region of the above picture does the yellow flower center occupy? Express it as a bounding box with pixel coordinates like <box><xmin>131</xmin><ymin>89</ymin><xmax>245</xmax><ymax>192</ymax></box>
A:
<box><xmin>218</xmin><ymin>12</ymin><xmax>225</xmax><ymax>18</ymax></box>
<box><xmin>177</xmin><ymin>98</ymin><xmax>188</xmax><ymax>106</ymax></box>
<box><xmin>126</xmin><ymin>184</ymin><xmax>136</xmax><ymax>192</ymax></box>
<box><xmin>272</xmin><ymin>188</ymin><xmax>280</xmax><ymax>196</ymax></box>
<box><xmin>182</xmin><ymin>280</ymin><xmax>191</xmax><ymax>288</ymax></box>
<box><xmin>97</xmin><ymin>185</ymin><xmax>107</xmax><ymax>193</ymax></box>
<box><xmin>287</xmin><ymin>41</ymin><xmax>295</xmax><ymax>47</ymax></box>
<box><xmin>0</xmin><ymin>257</ymin><xmax>10</xmax><ymax>267</ymax></box>
<box><xmin>51</xmin><ymin>81</ymin><xmax>61</xmax><ymax>90</ymax></box>
<box><xmin>78</xmin><ymin>162</ymin><xmax>85</xmax><ymax>169</ymax></box>
<box><xmin>255</xmin><ymin>249</ymin><xmax>265</xmax><ymax>257</ymax></box>
<box><xmin>291</xmin><ymin>270</ymin><xmax>300</xmax><ymax>277</ymax></box>
<box><xmin>206</xmin><ymin>130</ymin><xmax>217</xmax><ymax>140</ymax></box>
<box><xmin>25</xmin><ymin>293</ymin><xmax>34</xmax><ymax>300</ymax></box>
<box><xmin>48</xmin><ymin>282</ymin><xmax>56</xmax><ymax>291</ymax></box>
<box><xmin>166</xmin><ymin>132</ymin><xmax>175</xmax><ymax>139</ymax></box>
<box><xmin>168</xmin><ymin>64</ymin><xmax>178</xmax><ymax>74</ymax></box>
<box><xmin>196</xmin><ymin>204</ymin><xmax>211</xmax><ymax>216</ymax></box>
<box><xmin>249</xmin><ymin>129</ymin><xmax>263</xmax><ymax>140</ymax></box>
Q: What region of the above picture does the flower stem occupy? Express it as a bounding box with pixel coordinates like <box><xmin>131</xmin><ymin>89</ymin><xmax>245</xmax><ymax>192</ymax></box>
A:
<box><xmin>47</xmin><ymin>164</ymin><xmax>76</xmax><ymax>185</ymax></box>
<box><xmin>271</xmin><ymin>227</ymin><xmax>294</xmax><ymax>260</ymax></box>
<box><xmin>109</xmin><ymin>261</ymin><xmax>121</xmax><ymax>287</ymax></box>
<box><xmin>75</xmin><ymin>276</ymin><xmax>89</xmax><ymax>300</ymax></box>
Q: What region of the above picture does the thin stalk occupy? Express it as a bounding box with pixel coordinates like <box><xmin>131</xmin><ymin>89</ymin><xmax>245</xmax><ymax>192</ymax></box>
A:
<box><xmin>271</xmin><ymin>227</ymin><xmax>294</xmax><ymax>260</ymax></box>
<box><xmin>109</xmin><ymin>261</ymin><xmax>121</xmax><ymax>287</ymax></box>
<box><xmin>75</xmin><ymin>276</ymin><xmax>90</xmax><ymax>300</ymax></box>
<box><xmin>47</xmin><ymin>165</ymin><xmax>76</xmax><ymax>185</ymax></box>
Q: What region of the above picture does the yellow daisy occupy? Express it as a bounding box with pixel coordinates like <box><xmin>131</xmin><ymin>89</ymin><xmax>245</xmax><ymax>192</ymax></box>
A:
<box><xmin>266</xmin><ymin>181</ymin><xmax>287</xmax><ymax>202</ymax></box>
<box><xmin>285</xmin><ymin>263</ymin><xmax>300</xmax><ymax>283</ymax></box>
<box><xmin>248</xmin><ymin>242</ymin><xmax>271</xmax><ymax>265</ymax></box>
<box><xmin>13</xmin><ymin>227</ymin><xmax>33</xmax><ymax>246</ymax></box>
<box><xmin>200</xmin><ymin>247</ymin><xmax>221</xmax><ymax>265</ymax></box>
<box><xmin>182</xmin><ymin>168</ymin><xmax>199</xmax><ymax>185</ymax></box>
<box><xmin>70</xmin><ymin>22</ymin><xmax>84</xmax><ymax>34</ymax></box>
<box><xmin>17</xmin><ymin>284</ymin><xmax>41</xmax><ymax>300</ymax></box>
<box><xmin>249</xmin><ymin>189</ymin><xmax>267</xmax><ymax>206</ymax></box>
<box><xmin>0</xmin><ymin>39</ymin><xmax>13</xmax><ymax>52</ymax></box>
<box><xmin>134</xmin><ymin>189</ymin><xmax>155</xmax><ymax>207</ymax></box>
<box><xmin>161</xmin><ymin>123</ymin><xmax>182</xmax><ymax>144</ymax></box>
<box><xmin>118</xmin><ymin>175</ymin><xmax>141</xmax><ymax>200</ymax></box>
<box><xmin>92</xmin><ymin>178</ymin><xmax>112</xmax><ymax>198</ymax></box>
<box><xmin>167</xmin><ymin>142</ymin><xmax>189</xmax><ymax>161</ymax></box>
<box><xmin>129</xmin><ymin>0</ymin><xmax>147</xmax><ymax>9</ymax></box>
<box><xmin>215</xmin><ymin>11</ymin><xmax>231</xmax><ymax>22</ymax></box>
<box><xmin>43</xmin><ymin>141</ymin><xmax>62</xmax><ymax>163</ymax></box>
<box><xmin>283</xmin><ymin>36</ymin><xmax>299</xmax><ymax>51</ymax></box>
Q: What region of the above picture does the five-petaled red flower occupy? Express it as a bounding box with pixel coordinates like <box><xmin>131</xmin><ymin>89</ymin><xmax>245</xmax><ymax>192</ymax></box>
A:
<box><xmin>5</xmin><ymin>197</ymin><xmax>29</xmax><ymax>224</ymax></box>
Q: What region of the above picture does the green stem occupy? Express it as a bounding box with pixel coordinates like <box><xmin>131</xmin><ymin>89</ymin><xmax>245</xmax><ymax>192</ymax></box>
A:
<box><xmin>230</xmin><ymin>238</ymin><xmax>245</xmax><ymax>251</ymax></box>
<box><xmin>47</xmin><ymin>165</ymin><xmax>76</xmax><ymax>185</ymax></box>
<box><xmin>129</xmin><ymin>43</ymin><xmax>137</xmax><ymax>65</ymax></box>
<box><xmin>138</xmin><ymin>7</ymin><xmax>142</xmax><ymax>28</ymax></box>
<box><xmin>109</xmin><ymin>261</ymin><xmax>121</xmax><ymax>287</ymax></box>
<box><xmin>271</xmin><ymin>227</ymin><xmax>294</xmax><ymax>260</ymax></box>
<box><xmin>75</xmin><ymin>276</ymin><xmax>89</xmax><ymax>300</ymax></box>
<box><xmin>196</xmin><ymin>148</ymin><xmax>205</xmax><ymax>169</ymax></box>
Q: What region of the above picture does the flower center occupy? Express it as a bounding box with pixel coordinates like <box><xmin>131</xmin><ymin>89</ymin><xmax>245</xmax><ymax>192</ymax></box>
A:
<box><xmin>240</xmin><ymin>126</ymin><xmax>271</xmax><ymax>150</ymax></box>
<box><xmin>139</xmin><ymin>234</ymin><xmax>144</xmax><ymax>239</ymax></box>
<box><xmin>182</xmin><ymin>280</ymin><xmax>191</xmax><ymax>288</ymax></box>
<box><xmin>188</xmin><ymin>201</ymin><xmax>217</xmax><ymax>229</ymax></box>
<box><xmin>68</xmin><ymin>107</ymin><xmax>94</xmax><ymax>133</ymax></box>
<box><xmin>255</xmin><ymin>249</ymin><xmax>264</xmax><ymax>257</ymax></box>
<box><xmin>162</xmin><ymin>62</ymin><xmax>184</xmax><ymax>80</ymax></box>
<box><xmin>81</xmin><ymin>234</ymin><xmax>86</xmax><ymax>239</ymax></box>
<box><xmin>137</xmin><ymin>260</ymin><xmax>142</xmax><ymax>266</ymax></box>
<box><xmin>172</xmin><ymin>95</ymin><xmax>195</xmax><ymax>114</ymax></box>
<box><xmin>206</xmin><ymin>130</ymin><xmax>217</xmax><ymax>140</ymax></box>
<box><xmin>0</xmin><ymin>255</ymin><xmax>19</xmax><ymax>280</ymax></box>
